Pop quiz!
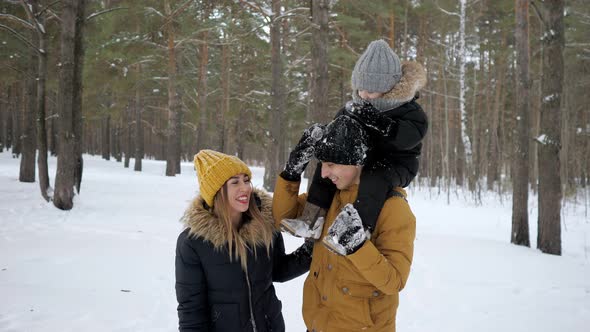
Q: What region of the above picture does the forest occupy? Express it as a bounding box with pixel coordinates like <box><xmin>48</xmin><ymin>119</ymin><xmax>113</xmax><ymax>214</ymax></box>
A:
<box><xmin>1</xmin><ymin>0</ymin><xmax>588</xmax><ymax>255</ymax></box>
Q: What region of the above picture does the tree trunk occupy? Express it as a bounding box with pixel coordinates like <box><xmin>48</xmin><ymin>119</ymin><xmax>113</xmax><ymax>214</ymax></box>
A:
<box><xmin>134</xmin><ymin>82</ymin><xmax>144</xmax><ymax>171</ymax></box>
<box><xmin>164</xmin><ymin>0</ymin><xmax>180</xmax><ymax>176</ymax></box>
<box><xmin>537</xmin><ymin>0</ymin><xmax>564</xmax><ymax>255</ymax></box>
<box><xmin>72</xmin><ymin>0</ymin><xmax>85</xmax><ymax>194</ymax></box>
<box><xmin>219</xmin><ymin>39</ymin><xmax>230</xmax><ymax>153</ymax></box>
<box><xmin>11</xmin><ymin>82</ymin><xmax>22</xmax><ymax>157</ymax></box>
<box><xmin>511</xmin><ymin>0</ymin><xmax>531</xmax><ymax>247</ymax></box>
<box><xmin>309</xmin><ymin>0</ymin><xmax>330</xmax><ymax>125</ymax></box>
<box><xmin>389</xmin><ymin>12</ymin><xmax>394</xmax><ymax>49</ymax></box>
<box><xmin>102</xmin><ymin>114</ymin><xmax>111</xmax><ymax>160</ymax></box>
<box><xmin>35</xmin><ymin>8</ymin><xmax>51</xmax><ymax>202</ymax></box>
<box><xmin>124</xmin><ymin>105</ymin><xmax>131</xmax><ymax>168</ymax></box>
<box><xmin>48</xmin><ymin>91</ymin><xmax>58</xmax><ymax>156</ymax></box>
<box><xmin>176</xmin><ymin>98</ymin><xmax>182</xmax><ymax>174</ymax></box>
<box><xmin>263</xmin><ymin>0</ymin><xmax>285</xmax><ymax>191</ymax></box>
<box><xmin>196</xmin><ymin>2</ymin><xmax>210</xmax><ymax>152</ymax></box>
<box><xmin>20</xmin><ymin>21</ymin><xmax>38</xmax><ymax>183</ymax></box>
<box><xmin>458</xmin><ymin>0</ymin><xmax>472</xmax><ymax>169</ymax></box>
<box><xmin>235</xmin><ymin>45</ymin><xmax>246</xmax><ymax>160</ymax></box>
<box><xmin>54</xmin><ymin>0</ymin><xmax>85</xmax><ymax>210</ymax></box>
<box><xmin>488</xmin><ymin>46</ymin><xmax>506</xmax><ymax>189</ymax></box>
<box><xmin>0</xmin><ymin>85</ymin><xmax>5</xmax><ymax>152</ymax></box>
<box><xmin>301</xmin><ymin>0</ymin><xmax>330</xmax><ymax>184</ymax></box>
<box><xmin>115</xmin><ymin>124</ymin><xmax>123</xmax><ymax>162</ymax></box>
<box><xmin>5</xmin><ymin>86</ymin><xmax>13</xmax><ymax>153</ymax></box>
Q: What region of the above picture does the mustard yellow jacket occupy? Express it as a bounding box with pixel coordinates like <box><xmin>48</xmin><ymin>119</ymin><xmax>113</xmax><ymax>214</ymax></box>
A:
<box><xmin>272</xmin><ymin>177</ymin><xmax>416</xmax><ymax>332</ymax></box>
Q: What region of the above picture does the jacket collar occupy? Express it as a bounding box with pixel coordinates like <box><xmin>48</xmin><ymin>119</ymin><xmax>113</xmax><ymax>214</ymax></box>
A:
<box><xmin>181</xmin><ymin>188</ymin><xmax>276</xmax><ymax>250</ymax></box>
<box><xmin>352</xmin><ymin>60</ymin><xmax>427</xmax><ymax>110</ymax></box>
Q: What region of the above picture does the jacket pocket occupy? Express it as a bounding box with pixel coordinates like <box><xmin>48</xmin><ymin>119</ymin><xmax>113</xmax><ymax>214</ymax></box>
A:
<box><xmin>210</xmin><ymin>303</ymin><xmax>240</xmax><ymax>331</ymax></box>
<box><xmin>330</xmin><ymin>280</ymin><xmax>378</xmax><ymax>329</ymax></box>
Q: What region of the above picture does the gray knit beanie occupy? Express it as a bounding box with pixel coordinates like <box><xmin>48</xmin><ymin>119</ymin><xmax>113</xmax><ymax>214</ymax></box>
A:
<box><xmin>351</xmin><ymin>39</ymin><xmax>402</xmax><ymax>93</ymax></box>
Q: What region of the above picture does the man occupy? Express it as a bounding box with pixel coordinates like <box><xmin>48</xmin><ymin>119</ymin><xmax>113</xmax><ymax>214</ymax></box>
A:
<box><xmin>273</xmin><ymin>115</ymin><xmax>416</xmax><ymax>332</ymax></box>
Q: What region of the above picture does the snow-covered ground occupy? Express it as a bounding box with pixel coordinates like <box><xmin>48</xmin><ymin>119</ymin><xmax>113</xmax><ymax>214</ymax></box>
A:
<box><xmin>0</xmin><ymin>153</ymin><xmax>588</xmax><ymax>332</ymax></box>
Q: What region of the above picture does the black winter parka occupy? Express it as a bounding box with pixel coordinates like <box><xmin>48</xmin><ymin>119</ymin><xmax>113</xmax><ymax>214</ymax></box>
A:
<box><xmin>175</xmin><ymin>189</ymin><xmax>311</xmax><ymax>332</ymax></box>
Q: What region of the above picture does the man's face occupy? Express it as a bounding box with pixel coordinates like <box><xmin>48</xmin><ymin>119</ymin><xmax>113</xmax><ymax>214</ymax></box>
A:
<box><xmin>320</xmin><ymin>162</ymin><xmax>362</xmax><ymax>190</ymax></box>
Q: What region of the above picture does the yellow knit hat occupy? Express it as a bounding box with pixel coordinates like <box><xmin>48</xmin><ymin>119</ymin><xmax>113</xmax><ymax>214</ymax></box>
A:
<box><xmin>194</xmin><ymin>149</ymin><xmax>252</xmax><ymax>207</ymax></box>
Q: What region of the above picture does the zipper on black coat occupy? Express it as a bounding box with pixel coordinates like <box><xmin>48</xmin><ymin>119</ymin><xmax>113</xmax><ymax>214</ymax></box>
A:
<box><xmin>245</xmin><ymin>270</ymin><xmax>258</xmax><ymax>332</ymax></box>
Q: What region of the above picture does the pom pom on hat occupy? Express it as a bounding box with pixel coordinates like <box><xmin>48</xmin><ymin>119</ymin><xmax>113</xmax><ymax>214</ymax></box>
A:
<box><xmin>194</xmin><ymin>149</ymin><xmax>252</xmax><ymax>207</ymax></box>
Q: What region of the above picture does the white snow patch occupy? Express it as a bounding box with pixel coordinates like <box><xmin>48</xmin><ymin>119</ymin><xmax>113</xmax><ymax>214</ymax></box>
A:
<box><xmin>536</xmin><ymin>134</ymin><xmax>548</xmax><ymax>145</ymax></box>
<box><xmin>543</xmin><ymin>94</ymin><xmax>558</xmax><ymax>103</ymax></box>
<box><xmin>0</xmin><ymin>154</ymin><xmax>588</xmax><ymax>332</ymax></box>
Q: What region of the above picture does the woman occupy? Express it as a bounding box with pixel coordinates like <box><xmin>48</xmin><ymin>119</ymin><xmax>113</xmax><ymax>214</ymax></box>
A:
<box><xmin>175</xmin><ymin>149</ymin><xmax>312</xmax><ymax>332</ymax></box>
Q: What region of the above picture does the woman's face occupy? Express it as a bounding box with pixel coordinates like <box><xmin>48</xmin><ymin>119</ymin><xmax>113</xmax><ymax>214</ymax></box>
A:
<box><xmin>225</xmin><ymin>173</ymin><xmax>252</xmax><ymax>216</ymax></box>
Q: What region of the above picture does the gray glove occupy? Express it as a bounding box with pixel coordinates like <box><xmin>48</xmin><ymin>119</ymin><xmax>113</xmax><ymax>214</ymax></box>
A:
<box><xmin>281</xmin><ymin>123</ymin><xmax>325</xmax><ymax>181</ymax></box>
<box><xmin>322</xmin><ymin>204</ymin><xmax>367</xmax><ymax>256</ymax></box>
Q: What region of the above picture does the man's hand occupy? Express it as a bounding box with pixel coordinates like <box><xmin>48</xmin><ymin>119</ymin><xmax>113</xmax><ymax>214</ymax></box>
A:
<box><xmin>322</xmin><ymin>204</ymin><xmax>367</xmax><ymax>256</ymax></box>
<box><xmin>281</xmin><ymin>123</ymin><xmax>325</xmax><ymax>181</ymax></box>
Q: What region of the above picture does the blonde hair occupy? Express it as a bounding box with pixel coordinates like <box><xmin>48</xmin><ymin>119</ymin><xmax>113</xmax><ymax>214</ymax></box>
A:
<box><xmin>212</xmin><ymin>183</ymin><xmax>273</xmax><ymax>271</ymax></box>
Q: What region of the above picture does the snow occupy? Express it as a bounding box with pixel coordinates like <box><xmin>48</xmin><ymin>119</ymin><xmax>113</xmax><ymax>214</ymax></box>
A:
<box><xmin>1</xmin><ymin>153</ymin><xmax>589</xmax><ymax>332</ymax></box>
<box><xmin>36</xmin><ymin>21</ymin><xmax>45</xmax><ymax>34</ymax></box>
<box><xmin>543</xmin><ymin>94</ymin><xmax>558</xmax><ymax>103</ymax></box>
<box><xmin>535</xmin><ymin>133</ymin><xmax>558</xmax><ymax>146</ymax></box>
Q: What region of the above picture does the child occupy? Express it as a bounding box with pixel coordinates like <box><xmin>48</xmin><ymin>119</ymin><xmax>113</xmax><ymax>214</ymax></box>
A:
<box><xmin>280</xmin><ymin>39</ymin><xmax>427</xmax><ymax>238</ymax></box>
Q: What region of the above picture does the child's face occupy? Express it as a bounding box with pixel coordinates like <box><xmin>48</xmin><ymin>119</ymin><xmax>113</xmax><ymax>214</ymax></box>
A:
<box><xmin>358</xmin><ymin>90</ymin><xmax>384</xmax><ymax>100</ymax></box>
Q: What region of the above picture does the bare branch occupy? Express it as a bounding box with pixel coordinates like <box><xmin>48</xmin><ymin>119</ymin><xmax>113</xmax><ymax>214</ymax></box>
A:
<box><xmin>86</xmin><ymin>7</ymin><xmax>128</xmax><ymax>22</ymax></box>
<box><xmin>158</xmin><ymin>0</ymin><xmax>193</xmax><ymax>30</ymax></box>
<box><xmin>272</xmin><ymin>7</ymin><xmax>310</xmax><ymax>24</ymax></box>
<box><xmin>46</xmin><ymin>9</ymin><xmax>62</xmax><ymax>23</ymax></box>
<box><xmin>0</xmin><ymin>13</ymin><xmax>34</xmax><ymax>29</ymax></box>
<box><xmin>19</xmin><ymin>0</ymin><xmax>46</xmax><ymax>35</ymax></box>
<box><xmin>332</xmin><ymin>24</ymin><xmax>360</xmax><ymax>56</ymax></box>
<box><xmin>37</xmin><ymin>0</ymin><xmax>62</xmax><ymax>18</ymax></box>
<box><xmin>566</xmin><ymin>43</ymin><xmax>590</xmax><ymax>48</ymax></box>
<box><xmin>0</xmin><ymin>22</ymin><xmax>43</xmax><ymax>54</ymax></box>
<box><xmin>1</xmin><ymin>64</ymin><xmax>36</xmax><ymax>79</ymax></box>
<box><xmin>237</xmin><ymin>0</ymin><xmax>272</xmax><ymax>24</ymax></box>
<box><xmin>435</xmin><ymin>1</ymin><xmax>461</xmax><ymax>17</ymax></box>
<box><xmin>530</xmin><ymin>0</ymin><xmax>547</xmax><ymax>28</ymax></box>
<box><xmin>19</xmin><ymin>0</ymin><xmax>35</xmax><ymax>21</ymax></box>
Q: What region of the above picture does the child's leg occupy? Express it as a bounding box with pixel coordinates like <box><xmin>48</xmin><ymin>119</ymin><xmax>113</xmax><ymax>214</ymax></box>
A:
<box><xmin>354</xmin><ymin>167</ymin><xmax>391</xmax><ymax>233</ymax></box>
<box><xmin>280</xmin><ymin>163</ymin><xmax>336</xmax><ymax>239</ymax></box>
<box><xmin>355</xmin><ymin>157</ymin><xmax>418</xmax><ymax>233</ymax></box>
<box><xmin>306</xmin><ymin>163</ymin><xmax>337</xmax><ymax>209</ymax></box>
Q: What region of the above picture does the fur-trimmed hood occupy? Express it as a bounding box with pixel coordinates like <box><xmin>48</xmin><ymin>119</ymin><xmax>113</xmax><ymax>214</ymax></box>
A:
<box><xmin>381</xmin><ymin>61</ymin><xmax>427</xmax><ymax>103</ymax></box>
<box><xmin>181</xmin><ymin>188</ymin><xmax>277</xmax><ymax>251</ymax></box>
<box><xmin>352</xmin><ymin>60</ymin><xmax>427</xmax><ymax>110</ymax></box>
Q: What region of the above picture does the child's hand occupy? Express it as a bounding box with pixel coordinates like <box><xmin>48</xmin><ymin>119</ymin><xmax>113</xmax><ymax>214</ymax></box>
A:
<box><xmin>344</xmin><ymin>101</ymin><xmax>397</xmax><ymax>137</ymax></box>
<box><xmin>281</xmin><ymin>123</ymin><xmax>326</xmax><ymax>181</ymax></box>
